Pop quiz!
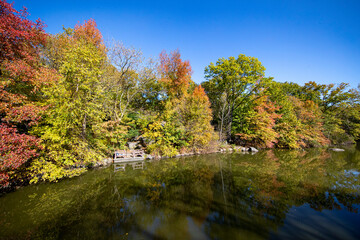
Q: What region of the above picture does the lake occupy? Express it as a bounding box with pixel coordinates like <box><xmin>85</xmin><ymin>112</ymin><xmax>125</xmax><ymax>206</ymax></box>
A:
<box><xmin>1</xmin><ymin>146</ymin><xmax>360</xmax><ymax>239</ymax></box>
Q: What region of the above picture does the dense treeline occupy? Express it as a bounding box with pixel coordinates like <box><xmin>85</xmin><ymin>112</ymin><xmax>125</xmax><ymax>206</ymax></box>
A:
<box><xmin>0</xmin><ymin>0</ymin><xmax>214</xmax><ymax>188</ymax></box>
<box><xmin>202</xmin><ymin>56</ymin><xmax>360</xmax><ymax>148</ymax></box>
<box><xmin>0</xmin><ymin>0</ymin><xmax>359</xmax><ymax>189</ymax></box>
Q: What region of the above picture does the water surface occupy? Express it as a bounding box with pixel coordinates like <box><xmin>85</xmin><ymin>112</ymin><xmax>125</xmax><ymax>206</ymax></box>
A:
<box><xmin>1</xmin><ymin>147</ymin><xmax>360</xmax><ymax>239</ymax></box>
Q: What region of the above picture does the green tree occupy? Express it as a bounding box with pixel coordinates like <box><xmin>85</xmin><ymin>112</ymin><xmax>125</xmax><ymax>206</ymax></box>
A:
<box><xmin>203</xmin><ymin>54</ymin><xmax>267</xmax><ymax>141</ymax></box>
<box><xmin>296</xmin><ymin>81</ymin><xmax>360</xmax><ymax>144</ymax></box>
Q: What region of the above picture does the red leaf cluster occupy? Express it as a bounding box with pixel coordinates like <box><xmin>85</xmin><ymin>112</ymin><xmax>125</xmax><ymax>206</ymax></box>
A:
<box><xmin>0</xmin><ymin>172</ymin><xmax>10</xmax><ymax>187</ymax></box>
<box><xmin>0</xmin><ymin>0</ymin><xmax>46</xmax><ymax>63</ymax></box>
<box><xmin>0</xmin><ymin>124</ymin><xmax>40</xmax><ymax>170</ymax></box>
<box><xmin>0</xmin><ymin>0</ymin><xmax>49</xmax><ymax>188</ymax></box>
<box><xmin>0</xmin><ymin>124</ymin><xmax>40</xmax><ymax>186</ymax></box>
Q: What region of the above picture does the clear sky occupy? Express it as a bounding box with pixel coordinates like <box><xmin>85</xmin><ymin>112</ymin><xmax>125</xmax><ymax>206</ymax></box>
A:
<box><xmin>14</xmin><ymin>0</ymin><xmax>360</xmax><ymax>88</ymax></box>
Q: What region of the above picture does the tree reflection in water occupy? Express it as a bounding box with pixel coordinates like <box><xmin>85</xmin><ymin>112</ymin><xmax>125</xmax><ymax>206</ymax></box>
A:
<box><xmin>0</xmin><ymin>147</ymin><xmax>359</xmax><ymax>239</ymax></box>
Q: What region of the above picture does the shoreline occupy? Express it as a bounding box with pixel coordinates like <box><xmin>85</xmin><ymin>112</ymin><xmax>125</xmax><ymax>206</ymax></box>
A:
<box><xmin>1</xmin><ymin>144</ymin><xmax>354</xmax><ymax>196</ymax></box>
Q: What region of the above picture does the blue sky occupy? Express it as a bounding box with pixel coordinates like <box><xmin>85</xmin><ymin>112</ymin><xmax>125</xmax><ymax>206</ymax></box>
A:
<box><xmin>14</xmin><ymin>0</ymin><xmax>360</xmax><ymax>88</ymax></box>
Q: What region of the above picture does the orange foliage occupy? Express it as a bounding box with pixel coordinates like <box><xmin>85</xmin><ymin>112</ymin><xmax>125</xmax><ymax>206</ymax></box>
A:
<box><xmin>237</xmin><ymin>95</ymin><xmax>281</xmax><ymax>148</ymax></box>
<box><xmin>192</xmin><ymin>85</ymin><xmax>211</xmax><ymax>106</ymax></box>
<box><xmin>253</xmin><ymin>96</ymin><xmax>281</xmax><ymax>148</ymax></box>
<box><xmin>159</xmin><ymin>49</ymin><xmax>192</xmax><ymax>98</ymax></box>
<box><xmin>183</xmin><ymin>85</ymin><xmax>214</xmax><ymax>149</ymax></box>
<box><xmin>289</xmin><ymin>96</ymin><xmax>330</xmax><ymax>147</ymax></box>
<box><xmin>74</xmin><ymin>19</ymin><xmax>104</xmax><ymax>48</ymax></box>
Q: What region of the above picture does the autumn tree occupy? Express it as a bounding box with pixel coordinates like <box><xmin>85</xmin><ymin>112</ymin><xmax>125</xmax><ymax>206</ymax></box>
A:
<box><xmin>203</xmin><ymin>54</ymin><xmax>267</xmax><ymax>141</ymax></box>
<box><xmin>289</xmin><ymin>96</ymin><xmax>330</xmax><ymax>147</ymax></box>
<box><xmin>29</xmin><ymin>20</ymin><xmax>107</xmax><ymax>183</ymax></box>
<box><xmin>180</xmin><ymin>85</ymin><xmax>214</xmax><ymax>149</ymax></box>
<box><xmin>143</xmin><ymin>106</ymin><xmax>188</xmax><ymax>157</ymax></box>
<box><xmin>159</xmin><ymin>49</ymin><xmax>192</xmax><ymax>99</ymax></box>
<box><xmin>235</xmin><ymin>94</ymin><xmax>281</xmax><ymax>148</ymax></box>
<box><xmin>92</xmin><ymin>40</ymin><xmax>161</xmax><ymax>150</ymax></box>
<box><xmin>144</xmin><ymin>50</ymin><xmax>214</xmax><ymax>156</ymax></box>
<box><xmin>304</xmin><ymin>82</ymin><xmax>360</xmax><ymax>144</ymax></box>
<box><xmin>283</xmin><ymin>81</ymin><xmax>360</xmax><ymax>144</ymax></box>
<box><xmin>0</xmin><ymin>0</ymin><xmax>55</xmax><ymax>188</ymax></box>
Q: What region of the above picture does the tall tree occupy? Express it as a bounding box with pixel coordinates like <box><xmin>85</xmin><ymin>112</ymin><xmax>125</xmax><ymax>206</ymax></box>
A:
<box><xmin>203</xmin><ymin>54</ymin><xmax>266</xmax><ymax>141</ymax></box>
<box><xmin>159</xmin><ymin>49</ymin><xmax>192</xmax><ymax>99</ymax></box>
<box><xmin>180</xmin><ymin>85</ymin><xmax>214</xmax><ymax>149</ymax></box>
<box><xmin>144</xmin><ymin>50</ymin><xmax>214</xmax><ymax>156</ymax></box>
<box><xmin>104</xmin><ymin>41</ymin><xmax>158</xmax><ymax>122</ymax></box>
<box><xmin>0</xmin><ymin>0</ymin><xmax>53</xmax><ymax>188</ymax></box>
<box><xmin>98</xmin><ymin>41</ymin><xmax>160</xmax><ymax>150</ymax></box>
<box><xmin>30</xmin><ymin>20</ymin><xmax>107</xmax><ymax>183</ymax></box>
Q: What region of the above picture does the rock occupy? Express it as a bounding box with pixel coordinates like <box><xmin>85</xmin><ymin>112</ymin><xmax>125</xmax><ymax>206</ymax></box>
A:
<box><xmin>102</xmin><ymin>158</ymin><xmax>113</xmax><ymax>166</ymax></box>
<box><xmin>127</xmin><ymin>142</ymin><xmax>138</xmax><ymax>150</ymax></box>
<box><xmin>329</xmin><ymin>148</ymin><xmax>345</xmax><ymax>152</ymax></box>
<box><xmin>248</xmin><ymin>147</ymin><xmax>259</xmax><ymax>152</ymax></box>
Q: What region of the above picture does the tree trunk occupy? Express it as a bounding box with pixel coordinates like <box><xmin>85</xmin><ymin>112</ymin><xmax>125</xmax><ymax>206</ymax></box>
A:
<box><xmin>219</xmin><ymin>116</ymin><xmax>224</xmax><ymax>142</ymax></box>
<box><xmin>226</xmin><ymin>105</ymin><xmax>234</xmax><ymax>142</ymax></box>
<box><xmin>82</xmin><ymin>113</ymin><xmax>87</xmax><ymax>141</ymax></box>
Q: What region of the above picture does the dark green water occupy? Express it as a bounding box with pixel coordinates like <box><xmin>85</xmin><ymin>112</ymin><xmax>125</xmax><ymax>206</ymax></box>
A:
<box><xmin>1</xmin><ymin>147</ymin><xmax>360</xmax><ymax>240</ymax></box>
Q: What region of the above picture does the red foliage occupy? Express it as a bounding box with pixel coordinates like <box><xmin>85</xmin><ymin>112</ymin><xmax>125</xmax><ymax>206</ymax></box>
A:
<box><xmin>0</xmin><ymin>0</ymin><xmax>49</xmax><ymax>188</ymax></box>
<box><xmin>0</xmin><ymin>124</ymin><xmax>39</xmax><ymax>169</ymax></box>
<box><xmin>0</xmin><ymin>124</ymin><xmax>40</xmax><ymax>187</ymax></box>
<box><xmin>4</xmin><ymin>104</ymin><xmax>47</xmax><ymax>125</ymax></box>
<box><xmin>254</xmin><ymin>95</ymin><xmax>282</xmax><ymax>127</ymax></box>
<box><xmin>159</xmin><ymin>50</ymin><xmax>192</xmax><ymax>98</ymax></box>
<box><xmin>0</xmin><ymin>172</ymin><xmax>10</xmax><ymax>187</ymax></box>
<box><xmin>0</xmin><ymin>0</ymin><xmax>46</xmax><ymax>63</ymax></box>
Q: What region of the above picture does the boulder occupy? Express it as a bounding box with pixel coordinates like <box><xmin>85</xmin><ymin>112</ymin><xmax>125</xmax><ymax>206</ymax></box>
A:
<box><xmin>329</xmin><ymin>148</ymin><xmax>345</xmax><ymax>152</ymax></box>
<box><xmin>127</xmin><ymin>142</ymin><xmax>138</xmax><ymax>150</ymax></box>
<box><xmin>248</xmin><ymin>147</ymin><xmax>259</xmax><ymax>152</ymax></box>
<box><xmin>102</xmin><ymin>158</ymin><xmax>113</xmax><ymax>165</ymax></box>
